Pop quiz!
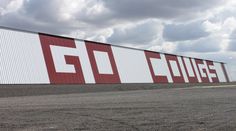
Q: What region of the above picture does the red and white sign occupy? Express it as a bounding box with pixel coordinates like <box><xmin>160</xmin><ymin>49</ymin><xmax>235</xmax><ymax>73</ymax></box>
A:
<box><xmin>85</xmin><ymin>41</ymin><xmax>121</xmax><ymax>84</ymax></box>
<box><xmin>0</xmin><ymin>28</ymin><xmax>231</xmax><ymax>84</ymax></box>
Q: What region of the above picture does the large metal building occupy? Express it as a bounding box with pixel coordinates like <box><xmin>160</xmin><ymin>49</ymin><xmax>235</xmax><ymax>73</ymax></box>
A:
<box><xmin>0</xmin><ymin>27</ymin><xmax>230</xmax><ymax>84</ymax></box>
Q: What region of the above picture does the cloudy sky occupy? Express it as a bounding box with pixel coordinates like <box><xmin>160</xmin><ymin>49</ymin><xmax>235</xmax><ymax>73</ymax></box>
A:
<box><xmin>0</xmin><ymin>0</ymin><xmax>236</xmax><ymax>81</ymax></box>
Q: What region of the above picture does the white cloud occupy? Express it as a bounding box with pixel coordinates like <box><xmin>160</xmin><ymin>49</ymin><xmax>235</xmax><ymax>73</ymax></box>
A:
<box><xmin>203</xmin><ymin>20</ymin><xmax>222</xmax><ymax>33</ymax></box>
<box><xmin>228</xmin><ymin>29</ymin><xmax>236</xmax><ymax>51</ymax></box>
<box><xmin>148</xmin><ymin>41</ymin><xmax>177</xmax><ymax>53</ymax></box>
<box><xmin>107</xmin><ymin>20</ymin><xmax>163</xmax><ymax>46</ymax></box>
<box><xmin>163</xmin><ymin>20</ymin><xmax>209</xmax><ymax>41</ymax></box>
<box><xmin>103</xmin><ymin>0</ymin><xmax>226</xmax><ymax>21</ymax></box>
<box><xmin>0</xmin><ymin>0</ymin><xmax>23</xmax><ymax>15</ymax></box>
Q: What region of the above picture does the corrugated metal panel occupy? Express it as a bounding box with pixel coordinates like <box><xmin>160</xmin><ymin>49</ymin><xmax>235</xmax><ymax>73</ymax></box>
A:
<box><xmin>0</xmin><ymin>29</ymin><xmax>49</xmax><ymax>84</ymax></box>
<box><xmin>0</xmin><ymin>27</ymin><xmax>231</xmax><ymax>84</ymax></box>
<box><xmin>111</xmin><ymin>46</ymin><xmax>153</xmax><ymax>83</ymax></box>
<box><xmin>86</xmin><ymin>41</ymin><xmax>121</xmax><ymax>84</ymax></box>
<box><xmin>221</xmin><ymin>63</ymin><xmax>230</xmax><ymax>82</ymax></box>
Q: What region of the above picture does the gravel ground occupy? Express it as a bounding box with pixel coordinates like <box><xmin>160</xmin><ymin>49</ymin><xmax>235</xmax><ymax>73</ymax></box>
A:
<box><xmin>0</xmin><ymin>83</ymin><xmax>236</xmax><ymax>131</ymax></box>
<box><xmin>0</xmin><ymin>83</ymin><xmax>234</xmax><ymax>98</ymax></box>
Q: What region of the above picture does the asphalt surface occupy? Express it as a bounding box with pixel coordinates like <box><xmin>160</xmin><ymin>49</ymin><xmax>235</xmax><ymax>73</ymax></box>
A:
<box><xmin>0</xmin><ymin>83</ymin><xmax>236</xmax><ymax>131</ymax></box>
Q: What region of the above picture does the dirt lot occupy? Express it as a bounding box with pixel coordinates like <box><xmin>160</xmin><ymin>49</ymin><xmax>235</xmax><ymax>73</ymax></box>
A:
<box><xmin>0</xmin><ymin>83</ymin><xmax>236</xmax><ymax>131</ymax></box>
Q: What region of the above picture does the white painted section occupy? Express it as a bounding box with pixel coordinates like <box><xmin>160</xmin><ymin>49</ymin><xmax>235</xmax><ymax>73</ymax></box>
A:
<box><xmin>197</xmin><ymin>61</ymin><xmax>211</xmax><ymax>82</ymax></box>
<box><xmin>150</xmin><ymin>58</ymin><xmax>161</xmax><ymax>75</ymax></box>
<box><xmin>150</xmin><ymin>54</ymin><xmax>173</xmax><ymax>83</ymax></box>
<box><xmin>0</xmin><ymin>29</ymin><xmax>50</xmax><ymax>84</ymax></box>
<box><xmin>214</xmin><ymin>62</ymin><xmax>226</xmax><ymax>82</ymax></box>
<box><xmin>178</xmin><ymin>57</ymin><xmax>189</xmax><ymax>83</ymax></box>
<box><xmin>50</xmin><ymin>45</ymin><xmax>78</xmax><ymax>73</ymax></box>
<box><xmin>0</xmin><ymin>28</ymin><xmax>229</xmax><ymax>84</ymax></box>
<box><xmin>207</xmin><ymin>62</ymin><xmax>217</xmax><ymax>82</ymax></box>
<box><xmin>93</xmin><ymin>51</ymin><xmax>113</xmax><ymax>74</ymax></box>
<box><xmin>75</xmin><ymin>40</ymin><xmax>95</xmax><ymax>83</ymax></box>
<box><xmin>160</xmin><ymin>54</ymin><xmax>173</xmax><ymax>83</ymax></box>
<box><xmin>150</xmin><ymin>58</ymin><xmax>167</xmax><ymax>76</ymax></box>
<box><xmin>224</xmin><ymin>64</ymin><xmax>231</xmax><ymax>82</ymax></box>
<box><xmin>169</xmin><ymin>60</ymin><xmax>181</xmax><ymax>77</ymax></box>
<box><xmin>203</xmin><ymin>61</ymin><xmax>212</xmax><ymax>82</ymax></box>
<box><xmin>198</xmin><ymin>64</ymin><xmax>207</xmax><ymax>77</ymax></box>
<box><xmin>191</xmin><ymin>59</ymin><xmax>202</xmax><ymax>83</ymax></box>
<box><xmin>183</xmin><ymin>57</ymin><xmax>194</xmax><ymax>77</ymax></box>
<box><xmin>112</xmin><ymin>46</ymin><xmax>153</xmax><ymax>83</ymax></box>
<box><xmin>50</xmin><ymin>41</ymin><xmax>95</xmax><ymax>84</ymax></box>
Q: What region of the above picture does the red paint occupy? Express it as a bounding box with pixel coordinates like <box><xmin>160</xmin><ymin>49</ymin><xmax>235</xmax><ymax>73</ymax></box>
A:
<box><xmin>85</xmin><ymin>41</ymin><xmax>120</xmax><ymax>84</ymax></box>
<box><xmin>181</xmin><ymin>57</ymin><xmax>198</xmax><ymax>83</ymax></box>
<box><xmin>39</xmin><ymin>34</ymin><xmax>85</xmax><ymax>84</ymax></box>
<box><xmin>145</xmin><ymin>51</ymin><xmax>168</xmax><ymax>83</ymax></box>
<box><xmin>221</xmin><ymin>63</ymin><xmax>230</xmax><ymax>82</ymax></box>
<box><xmin>195</xmin><ymin>59</ymin><xmax>209</xmax><ymax>83</ymax></box>
<box><xmin>165</xmin><ymin>55</ymin><xmax>185</xmax><ymax>83</ymax></box>
<box><xmin>206</xmin><ymin>61</ymin><xmax>219</xmax><ymax>83</ymax></box>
